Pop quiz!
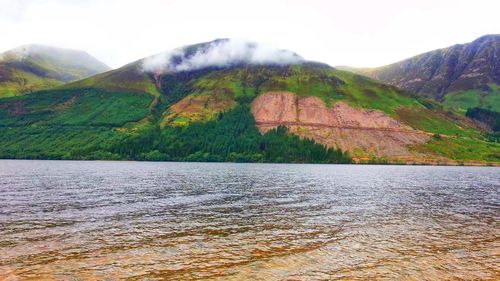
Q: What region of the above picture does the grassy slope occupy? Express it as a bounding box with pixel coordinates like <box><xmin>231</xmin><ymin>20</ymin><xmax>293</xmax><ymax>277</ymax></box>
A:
<box><xmin>0</xmin><ymin>88</ymin><xmax>152</xmax><ymax>126</ymax></box>
<box><xmin>184</xmin><ymin>64</ymin><xmax>421</xmax><ymax>114</ymax></box>
<box><xmin>0</xmin><ymin>63</ymin><xmax>498</xmax><ymax>163</ymax></box>
<box><xmin>157</xmin><ymin>65</ymin><xmax>498</xmax><ymax>163</ymax></box>
<box><xmin>414</xmin><ymin>136</ymin><xmax>499</xmax><ymax>163</ymax></box>
<box><xmin>179</xmin><ymin>65</ymin><xmax>478</xmax><ymax>134</ymax></box>
<box><xmin>443</xmin><ymin>84</ymin><xmax>500</xmax><ymax>113</ymax></box>
<box><xmin>0</xmin><ymin>45</ymin><xmax>110</xmax><ymax>98</ymax></box>
<box><xmin>0</xmin><ymin>88</ymin><xmax>153</xmax><ymax>159</ymax></box>
<box><xmin>60</xmin><ymin>62</ymin><xmax>160</xmax><ymax>97</ymax></box>
<box><xmin>0</xmin><ymin>69</ymin><xmax>63</xmax><ymax>97</ymax></box>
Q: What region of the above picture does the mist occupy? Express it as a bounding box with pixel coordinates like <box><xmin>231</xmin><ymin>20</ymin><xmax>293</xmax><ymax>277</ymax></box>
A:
<box><xmin>141</xmin><ymin>39</ymin><xmax>305</xmax><ymax>73</ymax></box>
<box><xmin>0</xmin><ymin>45</ymin><xmax>32</xmax><ymax>61</ymax></box>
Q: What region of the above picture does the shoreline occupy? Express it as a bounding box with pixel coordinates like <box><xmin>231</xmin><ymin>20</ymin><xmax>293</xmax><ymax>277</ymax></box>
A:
<box><xmin>0</xmin><ymin>158</ymin><xmax>498</xmax><ymax>167</ymax></box>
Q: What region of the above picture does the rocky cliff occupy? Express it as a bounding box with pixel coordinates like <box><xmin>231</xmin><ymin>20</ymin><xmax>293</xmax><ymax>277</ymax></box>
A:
<box><xmin>352</xmin><ymin>35</ymin><xmax>500</xmax><ymax>111</ymax></box>
<box><xmin>252</xmin><ymin>92</ymin><xmax>431</xmax><ymax>162</ymax></box>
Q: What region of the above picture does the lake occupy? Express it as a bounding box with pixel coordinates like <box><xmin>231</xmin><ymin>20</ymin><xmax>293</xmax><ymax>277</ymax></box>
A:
<box><xmin>0</xmin><ymin>160</ymin><xmax>498</xmax><ymax>280</ymax></box>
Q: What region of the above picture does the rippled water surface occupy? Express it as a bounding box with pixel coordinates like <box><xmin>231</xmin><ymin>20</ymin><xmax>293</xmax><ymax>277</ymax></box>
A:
<box><xmin>0</xmin><ymin>160</ymin><xmax>499</xmax><ymax>280</ymax></box>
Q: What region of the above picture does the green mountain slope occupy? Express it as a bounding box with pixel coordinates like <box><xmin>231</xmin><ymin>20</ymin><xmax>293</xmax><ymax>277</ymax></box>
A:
<box><xmin>0</xmin><ymin>39</ymin><xmax>498</xmax><ymax>164</ymax></box>
<box><xmin>0</xmin><ymin>44</ymin><xmax>111</xmax><ymax>97</ymax></box>
<box><xmin>343</xmin><ymin>35</ymin><xmax>500</xmax><ymax>113</ymax></box>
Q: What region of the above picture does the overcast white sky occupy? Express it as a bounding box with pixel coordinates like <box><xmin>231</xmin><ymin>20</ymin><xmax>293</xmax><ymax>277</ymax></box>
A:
<box><xmin>1</xmin><ymin>0</ymin><xmax>498</xmax><ymax>68</ymax></box>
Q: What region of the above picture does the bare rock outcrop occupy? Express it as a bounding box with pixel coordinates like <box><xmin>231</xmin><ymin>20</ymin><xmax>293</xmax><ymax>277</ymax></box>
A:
<box><xmin>251</xmin><ymin>92</ymin><xmax>431</xmax><ymax>161</ymax></box>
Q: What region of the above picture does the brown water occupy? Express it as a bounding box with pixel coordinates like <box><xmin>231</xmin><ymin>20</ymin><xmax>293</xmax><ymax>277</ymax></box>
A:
<box><xmin>0</xmin><ymin>160</ymin><xmax>499</xmax><ymax>280</ymax></box>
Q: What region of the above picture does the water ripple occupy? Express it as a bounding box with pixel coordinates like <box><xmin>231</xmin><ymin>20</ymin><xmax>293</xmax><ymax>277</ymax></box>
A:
<box><xmin>0</xmin><ymin>160</ymin><xmax>499</xmax><ymax>280</ymax></box>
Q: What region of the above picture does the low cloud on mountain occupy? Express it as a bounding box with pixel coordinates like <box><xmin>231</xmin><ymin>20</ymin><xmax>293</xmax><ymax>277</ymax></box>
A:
<box><xmin>141</xmin><ymin>39</ymin><xmax>304</xmax><ymax>73</ymax></box>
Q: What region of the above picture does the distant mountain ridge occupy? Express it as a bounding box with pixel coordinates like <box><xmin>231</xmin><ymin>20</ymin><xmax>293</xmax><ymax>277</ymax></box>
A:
<box><xmin>343</xmin><ymin>35</ymin><xmax>500</xmax><ymax>112</ymax></box>
<box><xmin>0</xmin><ymin>44</ymin><xmax>110</xmax><ymax>97</ymax></box>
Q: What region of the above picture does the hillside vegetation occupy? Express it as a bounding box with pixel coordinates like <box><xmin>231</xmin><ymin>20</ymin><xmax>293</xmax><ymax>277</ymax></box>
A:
<box><xmin>0</xmin><ymin>39</ymin><xmax>498</xmax><ymax>164</ymax></box>
<box><xmin>0</xmin><ymin>44</ymin><xmax>110</xmax><ymax>97</ymax></box>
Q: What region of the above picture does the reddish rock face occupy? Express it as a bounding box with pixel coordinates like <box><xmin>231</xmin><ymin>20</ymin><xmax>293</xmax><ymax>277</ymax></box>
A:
<box><xmin>251</xmin><ymin>92</ymin><xmax>431</xmax><ymax>161</ymax></box>
<box><xmin>297</xmin><ymin>98</ymin><xmax>410</xmax><ymax>130</ymax></box>
<box><xmin>251</xmin><ymin>92</ymin><xmax>298</xmax><ymax>123</ymax></box>
<box><xmin>251</xmin><ymin>91</ymin><xmax>413</xmax><ymax>130</ymax></box>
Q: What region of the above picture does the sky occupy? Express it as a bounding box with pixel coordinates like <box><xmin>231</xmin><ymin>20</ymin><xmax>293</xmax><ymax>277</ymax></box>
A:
<box><xmin>1</xmin><ymin>0</ymin><xmax>499</xmax><ymax>69</ymax></box>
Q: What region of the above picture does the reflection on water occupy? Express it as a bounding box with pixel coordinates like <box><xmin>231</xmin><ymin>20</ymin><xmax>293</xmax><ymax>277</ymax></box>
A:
<box><xmin>0</xmin><ymin>160</ymin><xmax>498</xmax><ymax>280</ymax></box>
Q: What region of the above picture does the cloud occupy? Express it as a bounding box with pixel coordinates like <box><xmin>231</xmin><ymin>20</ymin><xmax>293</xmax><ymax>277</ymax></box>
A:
<box><xmin>141</xmin><ymin>39</ymin><xmax>305</xmax><ymax>73</ymax></box>
<box><xmin>0</xmin><ymin>44</ymin><xmax>32</xmax><ymax>61</ymax></box>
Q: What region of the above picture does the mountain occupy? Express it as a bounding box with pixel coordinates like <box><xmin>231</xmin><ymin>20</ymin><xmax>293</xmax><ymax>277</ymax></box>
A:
<box><xmin>0</xmin><ymin>44</ymin><xmax>111</xmax><ymax>97</ymax></box>
<box><xmin>345</xmin><ymin>35</ymin><xmax>500</xmax><ymax>112</ymax></box>
<box><xmin>0</xmin><ymin>39</ymin><xmax>498</xmax><ymax>164</ymax></box>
